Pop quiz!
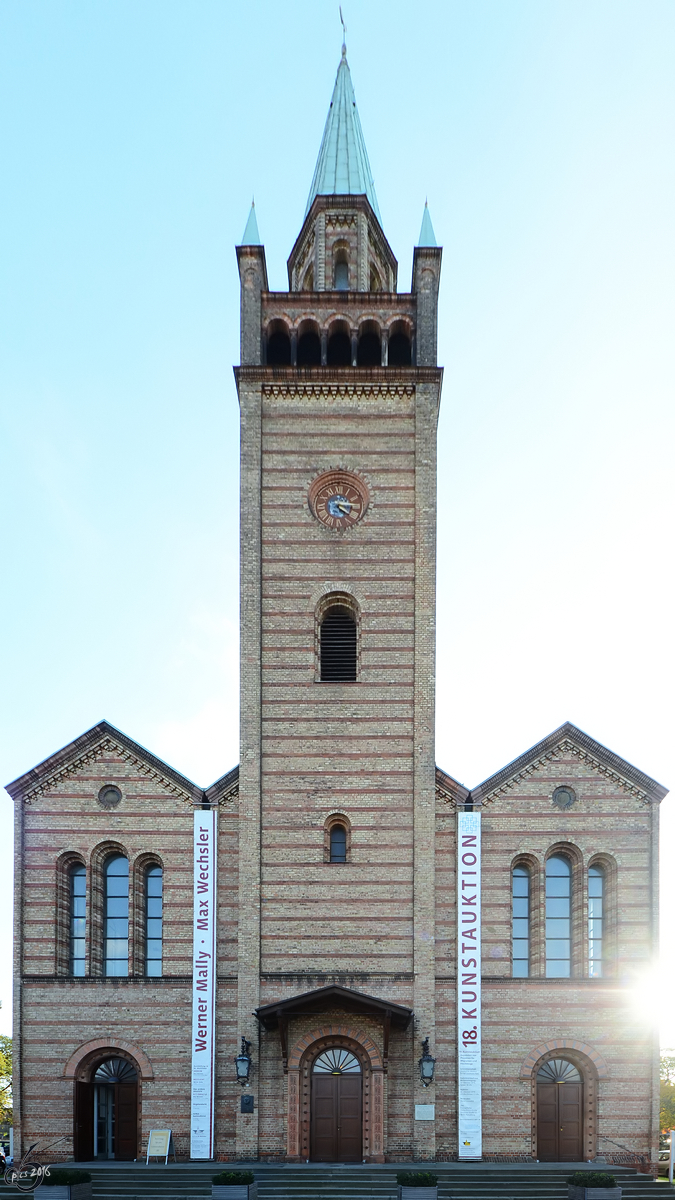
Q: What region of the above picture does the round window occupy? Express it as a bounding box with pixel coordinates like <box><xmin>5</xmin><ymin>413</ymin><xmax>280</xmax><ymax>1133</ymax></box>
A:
<box><xmin>98</xmin><ymin>785</ymin><xmax>122</xmax><ymax>809</ymax></box>
<box><xmin>552</xmin><ymin>786</ymin><xmax>576</xmax><ymax>810</ymax></box>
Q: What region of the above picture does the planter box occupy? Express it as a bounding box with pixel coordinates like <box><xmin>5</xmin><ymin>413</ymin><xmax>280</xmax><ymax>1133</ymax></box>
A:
<box><xmin>35</xmin><ymin>1186</ymin><xmax>92</xmax><ymax>1200</ymax></box>
<box><xmin>398</xmin><ymin>1189</ymin><xmax>438</xmax><ymax>1200</ymax></box>
<box><xmin>567</xmin><ymin>1188</ymin><xmax>622</xmax><ymax>1200</ymax></box>
<box><xmin>212</xmin><ymin>1185</ymin><xmax>257</xmax><ymax>1200</ymax></box>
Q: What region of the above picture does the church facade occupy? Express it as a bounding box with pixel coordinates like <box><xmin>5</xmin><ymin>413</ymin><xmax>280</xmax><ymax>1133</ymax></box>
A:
<box><xmin>9</xmin><ymin>49</ymin><xmax>665</xmax><ymax>1169</ymax></box>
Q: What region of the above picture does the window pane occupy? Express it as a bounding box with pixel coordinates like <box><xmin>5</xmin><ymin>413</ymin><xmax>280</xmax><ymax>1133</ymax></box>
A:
<box><xmin>546</xmin><ymin>939</ymin><xmax>571</xmax><ymax>958</ymax></box>
<box><xmin>513</xmin><ymin>939</ymin><xmax>529</xmax><ymax>959</ymax></box>
<box><xmin>106</xmin><ymin>897</ymin><xmax>129</xmax><ymax>918</ymax></box>
<box><xmin>546</xmin><ymin>960</ymin><xmax>571</xmax><ymax>978</ymax></box>
<box><xmin>330</xmin><ymin>826</ymin><xmax>347</xmax><ymax>863</ymax></box>
<box><xmin>546</xmin><ymin>918</ymin><xmax>571</xmax><ymax>938</ymax></box>
<box><xmin>512</xmin><ymin>875</ymin><xmax>529</xmax><ymax>897</ymax></box>
<box><xmin>512</xmin><ymin>959</ymin><xmax>529</xmax><ymax>977</ymax></box>
<box><xmin>546</xmin><ymin>855</ymin><xmax>571</xmax><ymax>876</ymax></box>
<box><xmin>105</xmin><ymin>957</ymin><xmax>128</xmax><ymax>976</ymax></box>
<box><xmin>146</xmin><ymin>866</ymin><xmax>163</xmax><ymax>977</ymax></box>
<box><xmin>545</xmin><ymin>877</ymin><xmax>570</xmax><ymax>897</ymax></box>
<box><xmin>512</xmin><ymin>918</ymin><xmax>529</xmax><ymax>939</ymax></box>
<box><xmin>512</xmin><ymin>897</ymin><xmax>528</xmax><ymax>917</ymax></box>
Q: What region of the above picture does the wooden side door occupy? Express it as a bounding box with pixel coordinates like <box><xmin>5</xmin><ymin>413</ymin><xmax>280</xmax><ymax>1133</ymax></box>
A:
<box><xmin>74</xmin><ymin>1081</ymin><xmax>94</xmax><ymax>1161</ymax></box>
<box><xmin>114</xmin><ymin>1082</ymin><xmax>138</xmax><ymax>1160</ymax></box>
<box><xmin>311</xmin><ymin>1074</ymin><xmax>338</xmax><ymax>1161</ymax></box>
<box><xmin>336</xmin><ymin>1074</ymin><xmax>361</xmax><ymax>1162</ymax></box>
<box><xmin>536</xmin><ymin>1082</ymin><xmax>559</xmax><ymax>1161</ymax></box>
<box><xmin>558</xmin><ymin>1082</ymin><xmax>583</xmax><ymax>1161</ymax></box>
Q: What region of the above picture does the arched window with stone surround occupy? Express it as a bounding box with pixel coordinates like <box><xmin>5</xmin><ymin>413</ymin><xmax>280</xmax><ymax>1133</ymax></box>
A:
<box><xmin>512</xmin><ymin>864</ymin><xmax>530</xmax><ymax>977</ymax></box>
<box><xmin>104</xmin><ymin>854</ymin><xmax>129</xmax><ymax>977</ymax></box>
<box><xmin>69</xmin><ymin>862</ymin><xmax>86</xmax><ymax>976</ymax></box>
<box><xmin>588</xmin><ymin>864</ymin><xmax>604</xmax><ymax>977</ymax></box>
<box><xmin>545</xmin><ymin>854</ymin><xmax>571</xmax><ymax>977</ymax></box>
<box><xmin>145</xmin><ymin>863</ymin><xmax>163</xmax><ymax>976</ymax></box>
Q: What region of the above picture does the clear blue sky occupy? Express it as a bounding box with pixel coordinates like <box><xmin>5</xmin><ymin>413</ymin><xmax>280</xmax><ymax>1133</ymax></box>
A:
<box><xmin>1</xmin><ymin>0</ymin><xmax>674</xmax><ymax>1040</ymax></box>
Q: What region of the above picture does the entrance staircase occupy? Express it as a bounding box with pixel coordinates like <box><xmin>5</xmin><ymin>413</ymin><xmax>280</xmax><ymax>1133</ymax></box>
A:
<box><xmin>1</xmin><ymin>1162</ymin><xmax>669</xmax><ymax>1200</ymax></box>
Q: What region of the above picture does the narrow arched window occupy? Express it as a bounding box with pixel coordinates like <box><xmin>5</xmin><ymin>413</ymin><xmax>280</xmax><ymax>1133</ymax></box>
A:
<box><xmin>588</xmin><ymin>865</ymin><xmax>604</xmax><ymax>977</ymax></box>
<box><xmin>104</xmin><ymin>854</ymin><xmax>129</xmax><ymax>977</ymax></box>
<box><xmin>334</xmin><ymin>259</ymin><xmax>349</xmax><ymax>290</ymax></box>
<box><xmin>69</xmin><ymin>863</ymin><xmax>86</xmax><ymax>976</ymax></box>
<box><xmin>320</xmin><ymin>605</ymin><xmax>357</xmax><ymax>681</ymax></box>
<box><xmin>545</xmin><ymin>855</ymin><xmax>571</xmax><ymax>977</ymax></box>
<box><xmin>512</xmin><ymin>865</ymin><xmax>530</xmax><ymax>977</ymax></box>
<box><xmin>330</xmin><ymin>824</ymin><xmax>347</xmax><ymax>863</ymax></box>
<box><xmin>145</xmin><ymin>864</ymin><xmax>163</xmax><ymax>976</ymax></box>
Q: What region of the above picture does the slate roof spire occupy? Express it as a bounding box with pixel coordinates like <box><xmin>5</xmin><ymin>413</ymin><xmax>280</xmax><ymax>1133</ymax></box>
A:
<box><xmin>305</xmin><ymin>45</ymin><xmax>382</xmax><ymax>224</ymax></box>
<box><xmin>418</xmin><ymin>201</ymin><xmax>437</xmax><ymax>248</ymax></box>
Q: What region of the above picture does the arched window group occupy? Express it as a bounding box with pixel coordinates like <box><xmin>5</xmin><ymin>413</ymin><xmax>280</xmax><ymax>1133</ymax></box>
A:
<box><xmin>62</xmin><ymin>851</ymin><xmax>164</xmax><ymax>979</ymax></box>
<box><xmin>511</xmin><ymin>852</ymin><xmax>609</xmax><ymax>979</ymax></box>
<box><xmin>264</xmin><ymin>319</ymin><xmax>413</xmax><ymax>368</ymax></box>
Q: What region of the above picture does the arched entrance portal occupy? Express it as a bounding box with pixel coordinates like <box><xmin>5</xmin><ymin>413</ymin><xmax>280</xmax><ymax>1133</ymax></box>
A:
<box><xmin>74</xmin><ymin>1057</ymin><xmax>138</xmax><ymax>1160</ymax></box>
<box><xmin>310</xmin><ymin>1048</ymin><xmax>362</xmax><ymax>1162</ymax></box>
<box><xmin>536</xmin><ymin>1058</ymin><xmax>583</xmax><ymax>1161</ymax></box>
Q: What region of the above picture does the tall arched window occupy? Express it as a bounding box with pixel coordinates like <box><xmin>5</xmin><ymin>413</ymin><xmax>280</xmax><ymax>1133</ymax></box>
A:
<box><xmin>545</xmin><ymin>854</ymin><xmax>571</xmax><ymax>977</ymax></box>
<box><xmin>69</xmin><ymin>863</ymin><xmax>86</xmax><ymax>976</ymax></box>
<box><xmin>104</xmin><ymin>855</ymin><xmax>129</xmax><ymax>977</ymax></box>
<box><xmin>512</xmin><ymin>865</ymin><xmax>530</xmax><ymax>977</ymax></box>
<box><xmin>588</xmin><ymin>865</ymin><xmax>604</xmax><ymax>977</ymax></box>
<box><xmin>145</xmin><ymin>864</ymin><xmax>163</xmax><ymax>976</ymax></box>
<box><xmin>320</xmin><ymin>605</ymin><xmax>357</xmax><ymax>681</ymax></box>
<box><xmin>330</xmin><ymin>824</ymin><xmax>347</xmax><ymax>863</ymax></box>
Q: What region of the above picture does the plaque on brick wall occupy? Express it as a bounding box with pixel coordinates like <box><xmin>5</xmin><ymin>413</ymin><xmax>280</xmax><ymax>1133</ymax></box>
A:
<box><xmin>457</xmin><ymin>810</ymin><xmax>482</xmax><ymax>1158</ymax></box>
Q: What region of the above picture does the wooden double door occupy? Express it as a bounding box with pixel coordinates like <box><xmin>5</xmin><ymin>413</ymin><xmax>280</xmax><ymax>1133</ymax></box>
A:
<box><xmin>74</xmin><ymin>1079</ymin><xmax>137</xmax><ymax>1160</ymax></box>
<box><xmin>311</xmin><ymin>1072</ymin><xmax>362</xmax><ymax>1161</ymax></box>
<box><xmin>537</xmin><ymin>1080</ymin><xmax>583</xmax><ymax>1161</ymax></box>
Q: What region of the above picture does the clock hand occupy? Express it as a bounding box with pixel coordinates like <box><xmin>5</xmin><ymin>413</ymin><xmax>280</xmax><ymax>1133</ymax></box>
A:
<box><xmin>336</xmin><ymin>501</ymin><xmax>350</xmax><ymax>514</ymax></box>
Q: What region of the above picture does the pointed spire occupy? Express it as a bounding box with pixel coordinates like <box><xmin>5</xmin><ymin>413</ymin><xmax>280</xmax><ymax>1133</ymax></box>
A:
<box><xmin>305</xmin><ymin>49</ymin><xmax>382</xmax><ymax>223</ymax></box>
<box><xmin>418</xmin><ymin>201</ymin><xmax>437</xmax><ymax>248</ymax></box>
<box><xmin>241</xmin><ymin>200</ymin><xmax>261</xmax><ymax>246</ymax></box>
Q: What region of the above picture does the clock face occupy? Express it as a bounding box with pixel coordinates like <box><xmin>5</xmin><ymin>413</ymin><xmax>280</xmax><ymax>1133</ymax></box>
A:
<box><xmin>308</xmin><ymin>470</ymin><xmax>369</xmax><ymax>530</ymax></box>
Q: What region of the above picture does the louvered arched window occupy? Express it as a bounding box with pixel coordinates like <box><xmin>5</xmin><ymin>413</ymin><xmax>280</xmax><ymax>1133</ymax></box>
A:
<box><xmin>320</xmin><ymin>605</ymin><xmax>357</xmax><ymax>681</ymax></box>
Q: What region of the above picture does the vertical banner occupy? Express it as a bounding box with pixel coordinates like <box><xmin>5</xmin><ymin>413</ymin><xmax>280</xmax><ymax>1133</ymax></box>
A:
<box><xmin>457</xmin><ymin>809</ymin><xmax>482</xmax><ymax>1158</ymax></box>
<box><xmin>190</xmin><ymin>808</ymin><xmax>217</xmax><ymax>1159</ymax></box>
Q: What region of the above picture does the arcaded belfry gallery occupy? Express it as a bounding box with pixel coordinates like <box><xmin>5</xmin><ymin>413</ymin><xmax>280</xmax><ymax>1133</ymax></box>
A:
<box><xmin>10</xmin><ymin>47</ymin><xmax>666</xmax><ymax>1168</ymax></box>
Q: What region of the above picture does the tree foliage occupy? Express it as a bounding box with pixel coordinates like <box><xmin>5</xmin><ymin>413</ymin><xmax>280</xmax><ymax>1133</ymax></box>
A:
<box><xmin>0</xmin><ymin>1034</ymin><xmax>12</xmax><ymax>1127</ymax></box>
<box><xmin>660</xmin><ymin>1053</ymin><xmax>675</xmax><ymax>1134</ymax></box>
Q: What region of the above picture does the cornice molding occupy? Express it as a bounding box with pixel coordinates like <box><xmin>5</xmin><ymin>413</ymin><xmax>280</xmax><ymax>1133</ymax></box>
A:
<box><xmin>478</xmin><ymin>723</ymin><xmax>667</xmax><ymax>809</ymax></box>
<box><xmin>435</xmin><ymin>766</ymin><xmax>470</xmax><ymax>810</ymax></box>
<box><xmin>6</xmin><ymin>721</ymin><xmax>203</xmax><ymax>808</ymax></box>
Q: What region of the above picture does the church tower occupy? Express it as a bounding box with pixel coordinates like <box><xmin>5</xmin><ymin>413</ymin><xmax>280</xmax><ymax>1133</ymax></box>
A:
<box><xmin>236</xmin><ymin>45</ymin><xmax>443</xmax><ymax>1162</ymax></box>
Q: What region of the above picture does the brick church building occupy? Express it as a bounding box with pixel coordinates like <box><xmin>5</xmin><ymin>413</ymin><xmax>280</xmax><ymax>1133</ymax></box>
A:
<box><xmin>9</xmin><ymin>46</ymin><xmax>666</xmax><ymax>1168</ymax></box>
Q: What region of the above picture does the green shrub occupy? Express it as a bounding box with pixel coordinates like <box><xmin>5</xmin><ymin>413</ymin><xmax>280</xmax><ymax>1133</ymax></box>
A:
<box><xmin>396</xmin><ymin>1171</ymin><xmax>439</xmax><ymax>1187</ymax></box>
<box><xmin>42</xmin><ymin>1169</ymin><xmax>93</xmax><ymax>1185</ymax></box>
<box><xmin>567</xmin><ymin>1172</ymin><xmax>618</xmax><ymax>1188</ymax></box>
<box><xmin>212</xmin><ymin>1170</ymin><xmax>255</xmax><ymax>1185</ymax></box>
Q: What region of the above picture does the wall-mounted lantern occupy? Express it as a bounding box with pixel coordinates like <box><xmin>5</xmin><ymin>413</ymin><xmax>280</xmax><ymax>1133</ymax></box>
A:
<box><xmin>235</xmin><ymin>1037</ymin><xmax>252</xmax><ymax>1085</ymax></box>
<box><xmin>419</xmin><ymin>1037</ymin><xmax>436</xmax><ymax>1087</ymax></box>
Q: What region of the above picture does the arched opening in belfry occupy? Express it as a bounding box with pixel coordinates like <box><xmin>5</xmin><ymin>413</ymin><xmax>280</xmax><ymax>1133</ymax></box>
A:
<box><xmin>266</xmin><ymin>321</ymin><xmax>291</xmax><ymax>365</ymax></box>
<box><xmin>357</xmin><ymin>322</ymin><xmax>381</xmax><ymax>367</ymax></box>
<box><xmin>297</xmin><ymin>321</ymin><xmax>321</xmax><ymax>367</ymax></box>
<box><xmin>333</xmin><ymin>246</ymin><xmax>350</xmax><ymax>291</ymax></box>
<box><xmin>388</xmin><ymin>321</ymin><xmax>412</xmax><ymax>367</ymax></box>
<box><xmin>369</xmin><ymin>266</ymin><xmax>382</xmax><ymax>292</ymax></box>
<box><xmin>327</xmin><ymin>321</ymin><xmax>351</xmax><ymax>367</ymax></box>
<box><xmin>319</xmin><ymin>599</ymin><xmax>357</xmax><ymax>682</ymax></box>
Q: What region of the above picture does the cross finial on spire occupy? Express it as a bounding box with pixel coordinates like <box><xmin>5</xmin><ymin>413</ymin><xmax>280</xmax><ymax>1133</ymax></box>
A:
<box><xmin>339</xmin><ymin>6</ymin><xmax>347</xmax><ymax>56</ymax></box>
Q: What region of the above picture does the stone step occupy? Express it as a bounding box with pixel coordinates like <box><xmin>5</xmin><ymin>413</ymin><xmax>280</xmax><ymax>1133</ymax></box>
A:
<box><xmin>1</xmin><ymin>1164</ymin><xmax>665</xmax><ymax>1200</ymax></box>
